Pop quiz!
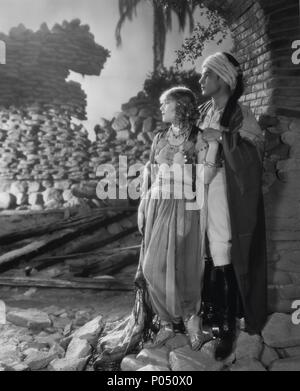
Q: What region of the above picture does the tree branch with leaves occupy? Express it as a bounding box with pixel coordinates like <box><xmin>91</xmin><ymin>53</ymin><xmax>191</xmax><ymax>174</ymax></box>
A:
<box><xmin>175</xmin><ymin>8</ymin><xmax>229</xmax><ymax>68</ymax></box>
<box><xmin>115</xmin><ymin>0</ymin><xmax>196</xmax><ymax>72</ymax></box>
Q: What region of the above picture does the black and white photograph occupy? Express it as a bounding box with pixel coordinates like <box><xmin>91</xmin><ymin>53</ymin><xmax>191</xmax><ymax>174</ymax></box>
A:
<box><xmin>0</xmin><ymin>0</ymin><xmax>299</xmax><ymax>375</ymax></box>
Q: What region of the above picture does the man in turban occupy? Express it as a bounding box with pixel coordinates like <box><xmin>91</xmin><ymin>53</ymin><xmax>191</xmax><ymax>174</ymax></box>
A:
<box><xmin>197</xmin><ymin>52</ymin><xmax>267</xmax><ymax>361</ymax></box>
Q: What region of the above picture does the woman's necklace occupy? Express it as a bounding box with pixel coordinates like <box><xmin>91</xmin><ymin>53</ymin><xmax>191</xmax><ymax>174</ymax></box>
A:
<box><xmin>164</xmin><ymin>125</ymin><xmax>192</xmax><ymax>166</ymax></box>
<box><xmin>170</xmin><ymin>125</ymin><xmax>186</xmax><ymax>139</ymax></box>
<box><xmin>168</xmin><ymin>125</ymin><xmax>191</xmax><ymax>147</ymax></box>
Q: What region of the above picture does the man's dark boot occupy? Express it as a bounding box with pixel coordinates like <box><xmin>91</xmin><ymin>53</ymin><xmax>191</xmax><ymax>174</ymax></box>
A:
<box><xmin>201</xmin><ymin>258</ymin><xmax>214</xmax><ymax>327</ymax></box>
<box><xmin>214</xmin><ymin>264</ymin><xmax>237</xmax><ymax>361</ymax></box>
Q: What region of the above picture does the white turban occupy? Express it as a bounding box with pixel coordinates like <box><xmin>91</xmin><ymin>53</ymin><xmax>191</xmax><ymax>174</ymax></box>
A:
<box><xmin>202</xmin><ymin>52</ymin><xmax>241</xmax><ymax>91</ymax></box>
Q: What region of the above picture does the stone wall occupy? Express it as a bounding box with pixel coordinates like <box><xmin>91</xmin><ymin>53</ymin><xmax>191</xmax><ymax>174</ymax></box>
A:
<box><xmin>89</xmin><ymin>91</ymin><xmax>161</xmax><ymax>180</ymax></box>
<box><xmin>0</xmin><ymin>92</ymin><xmax>163</xmax><ymax>211</ymax></box>
<box><xmin>0</xmin><ymin>103</ymin><xmax>96</xmax><ymax>210</ymax></box>
<box><xmin>265</xmin><ymin>116</ymin><xmax>300</xmax><ymax>313</ymax></box>
<box><xmin>0</xmin><ymin>20</ymin><xmax>110</xmax><ymax>211</ymax></box>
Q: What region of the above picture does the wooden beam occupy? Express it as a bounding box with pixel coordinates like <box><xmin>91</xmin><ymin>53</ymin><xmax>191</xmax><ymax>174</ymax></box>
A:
<box><xmin>27</xmin><ymin>226</ymin><xmax>138</xmax><ymax>271</ymax></box>
<box><xmin>0</xmin><ymin>276</ymin><xmax>134</xmax><ymax>291</ymax></box>
<box><xmin>70</xmin><ymin>250</ymin><xmax>139</xmax><ymax>277</ymax></box>
<box><xmin>0</xmin><ymin>208</ymin><xmax>136</xmax><ymax>245</ymax></box>
<box><xmin>31</xmin><ymin>244</ymin><xmax>141</xmax><ymax>263</ymax></box>
<box><xmin>0</xmin><ymin>228</ymin><xmax>76</xmax><ymax>269</ymax></box>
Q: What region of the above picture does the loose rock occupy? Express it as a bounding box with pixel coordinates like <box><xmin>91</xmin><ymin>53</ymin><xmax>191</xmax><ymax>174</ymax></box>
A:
<box><xmin>136</xmin><ymin>347</ymin><xmax>169</xmax><ymax>368</ymax></box>
<box><xmin>230</xmin><ymin>358</ymin><xmax>266</xmax><ymax>371</ymax></box>
<box><xmin>120</xmin><ymin>355</ymin><xmax>146</xmax><ymax>371</ymax></box>
<box><xmin>7</xmin><ymin>308</ymin><xmax>51</xmax><ymax>330</ymax></box>
<box><xmin>65</xmin><ymin>338</ymin><xmax>91</xmax><ymax>360</ymax></box>
<box><xmin>48</xmin><ymin>356</ymin><xmax>89</xmax><ymax>371</ymax></box>
<box><xmin>169</xmin><ymin>344</ymin><xmax>224</xmax><ymax>371</ymax></box>
<box><xmin>235</xmin><ymin>331</ymin><xmax>263</xmax><ymax>360</ymax></box>
<box><xmin>262</xmin><ymin>313</ymin><xmax>300</xmax><ymax>348</ymax></box>
<box><xmin>269</xmin><ymin>356</ymin><xmax>300</xmax><ymax>371</ymax></box>
<box><xmin>71</xmin><ymin>315</ymin><xmax>105</xmax><ymax>346</ymax></box>
<box><xmin>137</xmin><ymin>364</ymin><xmax>170</xmax><ymax>371</ymax></box>
<box><xmin>260</xmin><ymin>344</ymin><xmax>279</xmax><ymax>368</ymax></box>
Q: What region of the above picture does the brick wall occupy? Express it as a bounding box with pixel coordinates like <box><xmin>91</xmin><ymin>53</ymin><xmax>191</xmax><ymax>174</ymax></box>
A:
<box><xmin>206</xmin><ymin>0</ymin><xmax>300</xmax><ymax>313</ymax></box>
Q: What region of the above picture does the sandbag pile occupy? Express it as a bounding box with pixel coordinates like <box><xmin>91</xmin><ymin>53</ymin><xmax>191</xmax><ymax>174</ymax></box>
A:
<box><xmin>89</xmin><ymin>92</ymin><xmax>167</xmax><ymax>180</ymax></box>
<box><xmin>0</xmin><ymin>21</ymin><xmax>171</xmax><ymax>211</ymax></box>
<box><xmin>0</xmin><ymin>19</ymin><xmax>111</xmax><ymax>210</ymax></box>
<box><xmin>0</xmin><ymin>92</ymin><xmax>165</xmax><ymax>210</ymax></box>
<box><xmin>0</xmin><ymin>104</ymin><xmax>96</xmax><ymax>210</ymax></box>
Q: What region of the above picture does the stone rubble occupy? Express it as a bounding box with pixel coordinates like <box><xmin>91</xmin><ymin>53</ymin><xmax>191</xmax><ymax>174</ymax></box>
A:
<box><xmin>1</xmin><ymin>310</ymin><xmax>300</xmax><ymax>371</ymax></box>
<box><xmin>0</xmin><ymin>92</ymin><xmax>162</xmax><ymax>211</ymax></box>
<box><xmin>262</xmin><ymin>312</ymin><xmax>300</xmax><ymax>348</ymax></box>
<box><xmin>7</xmin><ymin>308</ymin><xmax>52</xmax><ymax>330</ymax></box>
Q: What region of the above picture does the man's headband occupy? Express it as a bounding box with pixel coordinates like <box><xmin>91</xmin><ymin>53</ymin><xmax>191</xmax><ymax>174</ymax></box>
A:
<box><xmin>202</xmin><ymin>52</ymin><xmax>242</xmax><ymax>91</ymax></box>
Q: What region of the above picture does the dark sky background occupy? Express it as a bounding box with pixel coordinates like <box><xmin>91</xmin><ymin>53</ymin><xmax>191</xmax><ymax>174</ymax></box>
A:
<box><xmin>0</xmin><ymin>0</ymin><xmax>232</xmax><ymax>139</ymax></box>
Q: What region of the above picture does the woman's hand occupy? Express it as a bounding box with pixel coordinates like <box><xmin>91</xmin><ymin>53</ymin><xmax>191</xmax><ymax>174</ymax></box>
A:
<box><xmin>138</xmin><ymin>210</ymin><xmax>145</xmax><ymax>236</ymax></box>
<box><xmin>204</xmin><ymin>166</ymin><xmax>218</xmax><ymax>184</ymax></box>
<box><xmin>202</xmin><ymin>128</ymin><xmax>222</xmax><ymax>142</ymax></box>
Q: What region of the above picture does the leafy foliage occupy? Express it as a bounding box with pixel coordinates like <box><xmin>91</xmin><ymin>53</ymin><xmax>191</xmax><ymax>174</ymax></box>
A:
<box><xmin>143</xmin><ymin>67</ymin><xmax>205</xmax><ymax>103</ymax></box>
<box><xmin>116</xmin><ymin>0</ymin><xmax>195</xmax><ymax>46</ymax></box>
<box><xmin>116</xmin><ymin>0</ymin><xmax>196</xmax><ymax>71</ymax></box>
<box><xmin>175</xmin><ymin>8</ymin><xmax>229</xmax><ymax>67</ymax></box>
<box><xmin>116</xmin><ymin>1</ymin><xmax>231</xmax><ymax>70</ymax></box>
<box><xmin>115</xmin><ymin>0</ymin><xmax>142</xmax><ymax>47</ymax></box>
<box><xmin>154</xmin><ymin>1</ymin><xmax>230</xmax><ymax>67</ymax></box>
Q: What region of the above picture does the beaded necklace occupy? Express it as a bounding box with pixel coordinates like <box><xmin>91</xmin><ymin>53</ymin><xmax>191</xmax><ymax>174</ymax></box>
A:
<box><xmin>167</xmin><ymin>125</ymin><xmax>192</xmax><ymax>149</ymax></box>
<box><xmin>162</xmin><ymin>125</ymin><xmax>192</xmax><ymax>164</ymax></box>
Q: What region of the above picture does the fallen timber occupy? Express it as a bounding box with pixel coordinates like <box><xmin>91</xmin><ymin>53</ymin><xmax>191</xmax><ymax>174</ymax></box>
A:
<box><xmin>29</xmin><ymin>244</ymin><xmax>141</xmax><ymax>272</ymax></box>
<box><xmin>0</xmin><ymin>206</ymin><xmax>140</xmax><ymax>290</ymax></box>
<box><xmin>0</xmin><ymin>275</ymin><xmax>134</xmax><ymax>291</ymax></box>
<box><xmin>0</xmin><ymin>211</ymin><xmax>138</xmax><ymax>272</ymax></box>
<box><xmin>0</xmin><ymin>207</ymin><xmax>137</xmax><ymax>245</ymax></box>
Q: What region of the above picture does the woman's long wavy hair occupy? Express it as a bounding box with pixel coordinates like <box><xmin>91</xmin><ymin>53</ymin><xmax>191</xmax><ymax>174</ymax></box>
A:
<box><xmin>220</xmin><ymin>52</ymin><xmax>244</xmax><ymax>129</ymax></box>
<box><xmin>160</xmin><ymin>86</ymin><xmax>198</xmax><ymax>128</ymax></box>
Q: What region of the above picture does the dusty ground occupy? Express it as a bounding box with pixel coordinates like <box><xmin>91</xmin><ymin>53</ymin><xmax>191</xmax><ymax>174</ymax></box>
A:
<box><xmin>0</xmin><ymin>210</ymin><xmax>139</xmax><ymax>323</ymax></box>
<box><xmin>0</xmin><ymin>268</ymin><xmax>137</xmax><ymax>371</ymax></box>
<box><xmin>0</xmin><ymin>287</ymin><xmax>135</xmax><ymax>322</ymax></box>
<box><xmin>0</xmin><ymin>258</ymin><xmax>136</xmax><ymax>324</ymax></box>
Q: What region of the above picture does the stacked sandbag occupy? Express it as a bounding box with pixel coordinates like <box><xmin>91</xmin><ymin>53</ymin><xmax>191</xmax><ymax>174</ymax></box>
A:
<box><xmin>0</xmin><ymin>103</ymin><xmax>94</xmax><ymax>210</ymax></box>
<box><xmin>89</xmin><ymin>92</ymin><xmax>167</xmax><ymax>178</ymax></box>
<box><xmin>0</xmin><ymin>90</ymin><xmax>165</xmax><ymax>210</ymax></box>
<box><xmin>0</xmin><ymin>104</ymin><xmax>91</xmax><ymax>182</ymax></box>
<box><xmin>85</xmin><ymin>92</ymin><xmax>169</xmax><ymax>204</ymax></box>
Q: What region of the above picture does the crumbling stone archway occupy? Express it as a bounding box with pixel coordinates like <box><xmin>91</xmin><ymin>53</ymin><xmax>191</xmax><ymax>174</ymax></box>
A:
<box><xmin>203</xmin><ymin>0</ymin><xmax>300</xmax><ymax>313</ymax></box>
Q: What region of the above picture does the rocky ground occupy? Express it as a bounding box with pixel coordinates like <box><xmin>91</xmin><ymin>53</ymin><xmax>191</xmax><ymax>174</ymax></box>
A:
<box><xmin>1</xmin><ymin>282</ymin><xmax>300</xmax><ymax>372</ymax></box>
<box><xmin>0</xmin><ymin>284</ymin><xmax>135</xmax><ymax>371</ymax></box>
<box><xmin>120</xmin><ymin>313</ymin><xmax>300</xmax><ymax>371</ymax></box>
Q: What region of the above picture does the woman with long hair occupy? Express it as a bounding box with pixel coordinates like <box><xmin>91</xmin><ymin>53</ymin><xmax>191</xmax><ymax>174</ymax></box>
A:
<box><xmin>134</xmin><ymin>86</ymin><xmax>220</xmax><ymax>350</ymax></box>
<box><xmin>94</xmin><ymin>86</ymin><xmax>221</xmax><ymax>369</ymax></box>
